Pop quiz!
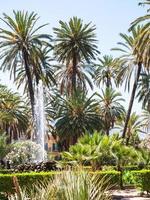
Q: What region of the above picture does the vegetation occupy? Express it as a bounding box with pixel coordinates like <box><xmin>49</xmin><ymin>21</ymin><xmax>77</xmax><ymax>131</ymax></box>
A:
<box><xmin>0</xmin><ymin>85</ymin><xmax>29</xmax><ymax>142</ymax></box>
<box><xmin>0</xmin><ymin>171</ymin><xmax>116</xmax><ymax>199</ymax></box>
<box><xmin>62</xmin><ymin>132</ymin><xmax>139</xmax><ymax>170</ymax></box>
<box><xmin>132</xmin><ymin>170</ymin><xmax>150</xmax><ymax>193</ymax></box>
<box><xmin>5</xmin><ymin>141</ymin><xmax>46</xmax><ymax>166</ymax></box>
<box><xmin>0</xmin><ymin>0</ymin><xmax>150</xmax><ymax>198</ymax></box>
<box><xmin>54</xmin><ymin>17</ymin><xmax>99</xmax><ymax>95</ymax></box>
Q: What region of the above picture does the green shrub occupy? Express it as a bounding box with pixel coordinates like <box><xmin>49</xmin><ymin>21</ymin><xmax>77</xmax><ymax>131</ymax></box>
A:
<box><xmin>0</xmin><ymin>170</ymin><xmax>121</xmax><ymax>194</ymax></box>
<box><xmin>132</xmin><ymin>170</ymin><xmax>150</xmax><ymax>193</ymax></box>
<box><xmin>123</xmin><ymin>170</ymin><xmax>136</xmax><ymax>186</ymax></box>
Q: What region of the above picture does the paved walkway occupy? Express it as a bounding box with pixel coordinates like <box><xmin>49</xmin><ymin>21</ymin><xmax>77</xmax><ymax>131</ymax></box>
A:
<box><xmin>112</xmin><ymin>189</ymin><xmax>150</xmax><ymax>200</ymax></box>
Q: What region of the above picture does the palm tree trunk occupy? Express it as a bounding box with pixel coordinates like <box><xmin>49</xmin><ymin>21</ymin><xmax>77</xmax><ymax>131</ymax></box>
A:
<box><xmin>106</xmin><ymin>73</ymin><xmax>111</xmax><ymax>88</ymax></box>
<box><xmin>22</xmin><ymin>48</ymin><xmax>35</xmax><ymax>117</ymax></box>
<box><xmin>122</xmin><ymin>63</ymin><xmax>142</xmax><ymax>138</ymax></box>
<box><xmin>72</xmin><ymin>54</ymin><xmax>77</xmax><ymax>94</ymax></box>
<box><xmin>106</xmin><ymin>126</ymin><xmax>110</xmax><ymax>136</ymax></box>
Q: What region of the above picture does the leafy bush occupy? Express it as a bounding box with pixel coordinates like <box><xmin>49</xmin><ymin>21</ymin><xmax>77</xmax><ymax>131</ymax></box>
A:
<box><xmin>63</xmin><ymin>132</ymin><xmax>139</xmax><ymax>170</ymax></box>
<box><xmin>132</xmin><ymin>170</ymin><xmax>150</xmax><ymax>193</ymax></box>
<box><xmin>123</xmin><ymin>171</ymin><xmax>136</xmax><ymax>186</ymax></box>
<box><xmin>5</xmin><ymin>141</ymin><xmax>46</xmax><ymax>166</ymax></box>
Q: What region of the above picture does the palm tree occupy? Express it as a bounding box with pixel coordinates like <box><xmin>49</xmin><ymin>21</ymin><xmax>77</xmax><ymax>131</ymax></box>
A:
<box><xmin>116</xmin><ymin>112</ymin><xmax>143</xmax><ymax>145</ymax></box>
<box><xmin>130</xmin><ymin>1</ymin><xmax>150</xmax><ymax>69</ymax></box>
<box><xmin>14</xmin><ymin>47</ymin><xmax>56</xmax><ymax>94</ymax></box>
<box><xmin>0</xmin><ymin>11</ymin><xmax>52</xmax><ymax>117</ymax></box>
<box><xmin>54</xmin><ymin>90</ymin><xmax>102</xmax><ymax>150</ymax></box>
<box><xmin>137</xmin><ymin>73</ymin><xmax>150</xmax><ymax>111</ymax></box>
<box><xmin>0</xmin><ymin>85</ymin><xmax>29</xmax><ymax>142</ymax></box>
<box><xmin>112</xmin><ymin>26</ymin><xmax>144</xmax><ymax>138</ymax></box>
<box><xmin>98</xmin><ymin>88</ymin><xmax>125</xmax><ymax>136</ymax></box>
<box><xmin>141</xmin><ymin>109</ymin><xmax>150</xmax><ymax>132</ymax></box>
<box><xmin>53</xmin><ymin>17</ymin><xmax>100</xmax><ymax>95</ymax></box>
<box><xmin>55</xmin><ymin>63</ymin><xmax>94</xmax><ymax>95</ymax></box>
<box><xmin>94</xmin><ymin>55</ymin><xmax>120</xmax><ymax>89</ymax></box>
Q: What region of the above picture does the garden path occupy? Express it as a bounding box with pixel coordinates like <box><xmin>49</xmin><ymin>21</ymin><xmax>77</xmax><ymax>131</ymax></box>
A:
<box><xmin>112</xmin><ymin>189</ymin><xmax>150</xmax><ymax>200</ymax></box>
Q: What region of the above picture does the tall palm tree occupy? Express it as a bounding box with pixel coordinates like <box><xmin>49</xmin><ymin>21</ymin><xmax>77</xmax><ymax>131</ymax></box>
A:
<box><xmin>94</xmin><ymin>55</ymin><xmax>120</xmax><ymax>89</ymax></box>
<box><xmin>0</xmin><ymin>11</ymin><xmax>52</xmax><ymax>117</ymax></box>
<box><xmin>53</xmin><ymin>17</ymin><xmax>100</xmax><ymax>95</ymax></box>
<box><xmin>98</xmin><ymin>88</ymin><xmax>125</xmax><ymax>136</ymax></box>
<box><xmin>54</xmin><ymin>90</ymin><xmax>102</xmax><ymax>150</ymax></box>
<box><xmin>0</xmin><ymin>85</ymin><xmax>29</xmax><ymax>142</ymax></box>
<box><xmin>116</xmin><ymin>112</ymin><xmax>143</xmax><ymax>145</ymax></box>
<box><xmin>112</xmin><ymin>26</ymin><xmax>144</xmax><ymax>138</ymax></box>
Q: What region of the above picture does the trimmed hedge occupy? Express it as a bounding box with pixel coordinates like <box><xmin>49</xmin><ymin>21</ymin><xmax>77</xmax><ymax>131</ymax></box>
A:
<box><xmin>132</xmin><ymin>170</ymin><xmax>150</xmax><ymax>193</ymax></box>
<box><xmin>0</xmin><ymin>170</ymin><xmax>121</xmax><ymax>194</ymax></box>
<box><xmin>90</xmin><ymin>171</ymin><xmax>121</xmax><ymax>186</ymax></box>
<box><xmin>0</xmin><ymin>171</ymin><xmax>59</xmax><ymax>193</ymax></box>
<box><xmin>0</xmin><ymin>169</ymin><xmax>13</xmax><ymax>174</ymax></box>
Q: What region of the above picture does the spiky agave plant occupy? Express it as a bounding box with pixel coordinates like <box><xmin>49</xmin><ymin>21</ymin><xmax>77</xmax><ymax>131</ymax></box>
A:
<box><xmin>9</xmin><ymin>170</ymin><xmax>112</xmax><ymax>200</ymax></box>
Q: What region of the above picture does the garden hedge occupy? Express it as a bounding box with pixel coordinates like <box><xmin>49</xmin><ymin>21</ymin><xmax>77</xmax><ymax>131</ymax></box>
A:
<box><xmin>91</xmin><ymin>171</ymin><xmax>121</xmax><ymax>186</ymax></box>
<box><xmin>132</xmin><ymin>170</ymin><xmax>150</xmax><ymax>193</ymax></box>
<box><xmin>0</xmin><ymin>170</ymin><xmax>121</xmax><ymax>194</ymax></box>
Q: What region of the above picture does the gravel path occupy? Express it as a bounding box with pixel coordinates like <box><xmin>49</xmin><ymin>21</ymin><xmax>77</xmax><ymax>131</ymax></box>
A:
<box><xmin>112</xmin><ymin>189</ymin><xmax>150</xmax><ymax>200</ymax></box>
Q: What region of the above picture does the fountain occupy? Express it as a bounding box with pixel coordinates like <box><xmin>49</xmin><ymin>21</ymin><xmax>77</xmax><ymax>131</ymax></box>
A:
<box><xmin>34</xmin><ymin>80</ymin><xmax>46</xmax><ymax>161</ymax></box>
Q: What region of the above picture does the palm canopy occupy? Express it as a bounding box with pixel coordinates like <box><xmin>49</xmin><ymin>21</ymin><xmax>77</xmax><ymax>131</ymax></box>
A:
<box><xmin>0</xmin><ymin>84</ymin><xmax>29</xmax><ymax>142</ymax></box>
<box><xmin>112</xmin><ymin>26</ymin><xmax>145</xmax><ymax>91</ymax></box>
<box><xmin>54</xmin><ymin>90</ymin><xmax>102</xmax><ymax>149</ymax></box>
<box><xmin>137</xmin><ymin>73</ymin><xmax>150</xmax><ymax>110</ymax></box>
<box><xmin>131</xmin><ymin>0</ymin><xmax>150</xmax><ymax>26</ymax></box>
<box><xmin>141</xmin><ymin>109</ymin><xmax>150</xmax><ymax>132</ymax></box>
<box><xmin>98</xmin><ymin>88</ymin><xmax>125</xmax><ymax>135</ymax></box>
<box><xmin>54</xmin><ymin>16</ymin><xmax>99</xmax><ymax>63</ymax></box>
<box><xmin>116</xmin><ymin>112</ymin><xmax>144</xmax><ymax>145</ymax></box>
<box><xmin>130</xmin><ymin>1</ymin><xmax>150</xmax><ymax>69</ymax></box>
<box><xmin>94</xmin><ymin>55</ymin><xmax>120</xmax><ymax>88</ymax></box>
<box><xmin>55</xmin><ymin>63</ymin><xmax>94</xmax><ymax>95</ymax></box>
<box><xmin>0</xmin><ymin>11</ymin><xmax>52</xmax><ymax>115</ymax></box>
<box><xmin>14</xmin><ymin>47</ymin><xmax>56</xmax><ymax>93</ymax></box>
<box><xmin>53</xmin><ymin>17</ymin><xmax>100</xmax><ymax>94</ymax></box>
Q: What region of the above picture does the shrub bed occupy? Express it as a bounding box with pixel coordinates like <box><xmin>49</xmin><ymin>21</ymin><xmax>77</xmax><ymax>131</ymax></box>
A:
<box><xmin>10</xmin><ymin>161</ymin><xmax>59</xmax><ymax>173</ymax></box>
<box><xmin>0</xmin><ymin>170</ymin><xmax>121</xmax><ymax>194</ymax></box>
<box><xmin>132</xmin><ymin>170</ymin><xmax>150</xmax><ymax>193</ymax></box>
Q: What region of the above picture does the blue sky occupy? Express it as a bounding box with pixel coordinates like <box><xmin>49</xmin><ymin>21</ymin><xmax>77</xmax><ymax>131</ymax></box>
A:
<box><xmin>0</xmin><ymin>0</ymin><xmax>145</xmax><ymax>55</ymax></box>
<box><xmin>0</xmin><ymin>0</ymin><xmax>146</xmax><ymax>112</ymax></box>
